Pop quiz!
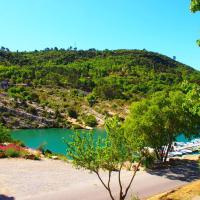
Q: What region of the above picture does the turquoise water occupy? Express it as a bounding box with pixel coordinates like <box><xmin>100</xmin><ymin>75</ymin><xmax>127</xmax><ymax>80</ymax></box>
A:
<box><xmin>12</xmin><ymin>128</ymin><xmax>106</xmax><ymax>155</ymax></box>
<box><xmin>176</xmin><ymin>134</ymin><xmax>190</xmax><ymax>143</ymax></box>
<box><xmin>12</xmin><ymin>128</ymin><xmax>198</xmax><ymax>155</ymax></box>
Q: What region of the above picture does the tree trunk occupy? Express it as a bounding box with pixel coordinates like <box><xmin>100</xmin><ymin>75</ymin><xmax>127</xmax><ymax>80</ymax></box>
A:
<box><xmin>95</xmin><ymin>170</ymin><xmax>115</xmax><ymax>200</ymax></box>
<box><xmin>164</xmin><ymin>142</ymin><xmax>172</xmax><ymax>163</ymax></box>
<box><xmin>118</xmin><ymin>164</ymin><xmax>123</xmax><ymax>200</ymax></box>
<box><xmin>121</xmin><ymin>160</ymin><xmax>142</xmax><ymax>200</ymax></box>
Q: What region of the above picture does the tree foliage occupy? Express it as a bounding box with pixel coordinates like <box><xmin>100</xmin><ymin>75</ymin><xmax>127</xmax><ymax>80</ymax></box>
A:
<box><xmin>7</xmin><ymin>86</ymin><xmax>39</xmax><ymax>102</ymax></box>
<box><xmin>0</xmin><ymin>123</ymin><xmax>12</xmax><ymax>143</ymax></box>
<box><xmin>83</xmin><ymin>115</ymin><xmax>97</xmax><ymax>127</ymax></box>
<box><xmin>0</xmin><ymin>50</ymin><xmax>200</xmax><ymax>99</ymax></box>
<box><xmin>66</xmin><ymin>117</ymin><xmax>146</xmax><ymax>200</ymax></box>
<box><xmin>190</xmin><ymin>0</ymin><xmax>200</xmax><ymax>45</ymax></box>
<box><xmin>191</xmin><ymin>0</ymin><xmax>200</xmax><ymax>13</ymax></box>
<box><xmin>125</xmin><ymin>82</ymin><xmax>200</xmax><ymax>162</ymax></box>
<box><xmin>0</xmin><ymin>48</ymin><xmax>200</xmax><ymax>129</ymax></box>
<box><xmin>0</xmin><ymin>49</ymin><xmax>199</xmax><ymax>101</ymax></box>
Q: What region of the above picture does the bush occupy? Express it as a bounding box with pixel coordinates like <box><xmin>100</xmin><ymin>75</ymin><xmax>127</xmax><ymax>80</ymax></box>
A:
<box><xmin>68</xmin><ymin>107</ymin><xmax>78</xmax><ymax>118</ymax></box>
<box><xmin>13</xmin><ymin>140</ymin><xmax>26</xmax><ymax>147</ymax></box>
<box><xmin>0</xmin><ymin>143</ymin><xmax>41</xmax><ymax>160</ymax></box>
<box><xmin>0</xmin><ymin>123</ymin><xmax>12</xmax><ymax>143</ymax></box>
<box><xmin>72</xmin><ymin>124</ymin><xmax>82</xmax><ymax>129</ymax></box>
<box><xmin>24</xmin><ymin>153</ymin><xmax>41</xmax><ymax>160</ymax></box>
<box><xmin>0</xmin><ymin>149</ymin><xmax>5</xmax><ymax>158</ymax></box>
<box><xmin>141</xmin><ymin>152</ymin><xmax>156</xmax><ymax>169</ymax></box>
<box><xmin>8</xmin><ymin>86</ymin><xmax>39</xmax><ymax>102</ymax></box>
<box><xmin>83</xmin><ymin>115</ymin><xmax>97</xmax><ymax>127</ymax></box>
<box><xmin>86</xmin><ymin>93</ymin><xmax>97</xmax><ymax>107</ymax></box>
<box><xmin>37</xmin><ymin>142</ymin><xmax>47</xmax><ymax>154</ymax></box>
<box><xmin>26</xmin><ymin>106</ymin><xmax>38</xmax><ymax>115</ymax></box>
<box><xmin>5</xmin><ymin>148</ymin><xmax>21</xmax><ymax>158</ymax></box>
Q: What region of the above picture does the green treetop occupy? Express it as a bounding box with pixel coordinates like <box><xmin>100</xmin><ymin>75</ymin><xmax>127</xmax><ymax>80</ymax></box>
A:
<box><xmin>124</xmin><ymin>83</ymin><xmax>200</xmax><ymax>163</ymax></box>
<box><xmin>66</xmin><ymin>117</ymin><xmax>147</xmax><ymax>200</ymax></box>
<box><xmin>190</xmin><ymin>0</ymin><xmax>200</xmax><ymax>45</ymax></box>
<box><xmin>191</xmin><ymin>0</ymin><xmax>200</xmax><ymax>12</ymax></box>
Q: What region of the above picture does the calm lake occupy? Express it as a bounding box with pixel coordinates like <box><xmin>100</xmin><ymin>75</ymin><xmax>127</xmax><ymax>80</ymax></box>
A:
<box><xmin>12</xmin><ymin>128</ymin><xmax>106</xmax><ymax>155</ymax></box>
<box><xmin>11</xmin><ymin>128</ymin><xmax>191</xmax><ymax>155</ymax></box>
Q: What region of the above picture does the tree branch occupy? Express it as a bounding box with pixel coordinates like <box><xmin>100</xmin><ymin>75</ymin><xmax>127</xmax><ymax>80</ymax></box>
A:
<box><xmin>118</xmin><ymin>164</ymin><xmax>123</xmax><ymax>199</ymax></box>
<box><xmin>122</xmin><ymin>160</ymin><xmax>142</xmax><ymax>199</ymax></box>
<box><xmin>107</xmin><ymin>171</ymin><xmax>115</xmax><ymax>200</ymax></box>
<box><xmin>154</xmin><ymin>147</ymin><xmax>161</xmax><ymax>161</ymax></box>
<box><xmin>94</xmin><ymin>170</ymin><xmax>109</xmax><ymax>190</ymax></box>
<box><xmin>94</xmin><ymin>170</ymin><xmax>115</xmax><ymax>200</ymax></box>
<box><xmin>164</xmin><ymin>142</ymin><xmax>172</xmax><ymax>163</ymax></box>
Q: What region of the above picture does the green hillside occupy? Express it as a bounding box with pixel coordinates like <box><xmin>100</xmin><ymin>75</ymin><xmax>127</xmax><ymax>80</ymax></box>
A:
<box><xmin>0</xmin><ymin>48</ymin><xmax>200</xmax><ymax>129</ymax></box>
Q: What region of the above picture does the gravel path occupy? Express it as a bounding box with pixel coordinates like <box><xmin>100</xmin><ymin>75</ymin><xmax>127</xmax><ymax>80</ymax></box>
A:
<box><xmin>0</xmin><ymin>158</ymin><xmax>199</xmax><ymax>200</ymax></box>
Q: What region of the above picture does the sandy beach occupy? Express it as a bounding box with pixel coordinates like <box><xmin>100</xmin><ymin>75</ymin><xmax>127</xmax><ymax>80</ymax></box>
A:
<box><xmin>0</xmin><ymin>158</ymin><xmax>199</xmax><ymax>200</ymax></box>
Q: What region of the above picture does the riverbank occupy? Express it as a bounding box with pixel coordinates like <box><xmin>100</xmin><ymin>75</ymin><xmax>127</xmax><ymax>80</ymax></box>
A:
<box><xmin>11</xmin><ymin>128</ymin><xmax>200</xmax><ymax>156</ymax></box>
<box><xmin>0</xmin><ymin>157</ymin><xmax>199</xmax><ymax>200</ymax></box>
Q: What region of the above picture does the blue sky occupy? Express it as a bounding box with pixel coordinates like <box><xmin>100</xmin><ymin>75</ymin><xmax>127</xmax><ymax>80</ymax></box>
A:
<box><xmin>0</xmin><ymin>0</ymin><xmax>200</xmax><ymax>70</ymax></box>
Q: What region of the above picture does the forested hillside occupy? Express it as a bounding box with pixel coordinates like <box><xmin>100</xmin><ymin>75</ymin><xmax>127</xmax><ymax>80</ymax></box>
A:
<box><xmin>0</xmin><ymin>47</ymin><xmax>200</xmax><ymax>129</ymax></box>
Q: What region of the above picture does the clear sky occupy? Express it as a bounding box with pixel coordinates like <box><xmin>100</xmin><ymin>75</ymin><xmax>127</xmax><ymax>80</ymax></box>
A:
<box><xmin>0</xmin><ymin>0</ymin><xmax>200</xmax><ymax>70</ymax></box>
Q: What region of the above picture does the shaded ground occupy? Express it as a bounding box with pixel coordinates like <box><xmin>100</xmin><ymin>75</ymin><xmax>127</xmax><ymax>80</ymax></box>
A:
<box><xmin>147</xmin><ymin>159</ymin><xmax>200</xmax><ymax>182</ymax></box>
<box><xmin>0</xmin><ymin>195</ymin><xmax>14</xmax><ymax>200</ymax></box>
<box><xmin>0</xmin><ymin>158</ymin><xmax>199</xmax><ymax>200</ymax></box>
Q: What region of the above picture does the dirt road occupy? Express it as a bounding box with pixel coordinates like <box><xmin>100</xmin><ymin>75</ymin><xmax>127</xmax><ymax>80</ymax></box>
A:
<box><xmin>0</xmin><ymin>158</ymin><xmax>199</xmax><ymax>200</ymax></box>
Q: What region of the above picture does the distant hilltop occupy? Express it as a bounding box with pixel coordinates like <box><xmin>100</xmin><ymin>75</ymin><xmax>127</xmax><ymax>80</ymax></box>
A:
<box><xmin>0</xmin><ymin>48</ymin><xmax>200</xmax><ymax>129</ymax></box>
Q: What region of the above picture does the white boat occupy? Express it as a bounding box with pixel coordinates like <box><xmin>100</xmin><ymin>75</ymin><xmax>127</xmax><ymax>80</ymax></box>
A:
<box><xmin>180</xmin><ymin>149</ymin><xmax>193</xmax><ymax>154</ymax></box>
<box><xmin>169</xmin><ymin>151</ymin><xmax>183</xmax><ymax>157</ymax></box>
<box><xmin>174</xmin><ymin>142</ymin><xmax>185</xmax><ymax>147</ymax></box>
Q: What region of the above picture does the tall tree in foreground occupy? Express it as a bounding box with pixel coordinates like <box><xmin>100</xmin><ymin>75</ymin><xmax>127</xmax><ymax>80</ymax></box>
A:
<box><xmin>190</xmin><ymin>0</ymin><xmax>200</xmax><ymax>46</ymax></box>
<box><xmin>66</xmin><ymin>117</ymin><xmax>146</xmax><ymax>200</ymax></box>
<box><xmin>191</xmin><ymin>0</ymin><xmax>200</xmax><ymax>12</ymax></box>
<box><xmin>125</xmin><ymin>82</ymin><xmax>200</xmax><ymax>163</ymax></box>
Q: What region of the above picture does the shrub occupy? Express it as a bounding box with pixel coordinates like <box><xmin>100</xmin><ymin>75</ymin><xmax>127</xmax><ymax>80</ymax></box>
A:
<box><xmin>83</xmin><ymin>115</ymin><xmax>97</xmax><ymax>127</ymax></box>
<box><xmin>5</xmin><ymin>148</ymin><xmax>21</xmax><ymax>158</ymax></box>
<box><xmin>24</xmin><ymin>153</ymin><xmax>41</xmax><ymax>160</ymax></box>
<box><xmin>44</xmin><ymin>149</ymin><xmax>52</xmax><ymax>155</ymax></box>
<box><xmin>13</xmin><ymin>140</ymin><xmax>26</xmax><ymax>147</ymax></box>
<box><xmin>70</xmin><ymin>89</ymin><xmax>79</xmax><ymax>97</ymax></box>
<box><xmin>68</xmin><ymin>107</ymin><xmax>78</xmax><ymax>118</ymax></box>
<box><xmin>8</xmin><ymin>86</ymin><xmax>39</xmax><ymax>102</ymax></box>
<box><xmin>72</xmin><ymin>124</ymin><xmax>82</xmax><ymax>129</ymax></box>
<box><xmin>0</xmin><ymin>143</ymin><xmax>41</xmax><ymax>160</ymax></box>
<box><xmin>0</xmin><ymin>123</ymin><xmax>12</xmax><ymax>143</ymax></box>
<box><xmin>141</xmin><ymin>152</ymin><xmax>156</xmax><ymax>169</ymax></box>
<box><xmin>0</xmin><ymin>149</ymin><xmax>5</xmax><ymax>158</ymax></box>
<box><xmin>37</xmin><ymin>142</ymin><xmax>47</xmax><ymax>154</ymax></box>
<box><xmin>26</xmin><ymin>106</ymin><xmax>38</xmax><ymax>115</ymax></box>
<box><xmin>86</xmin><ymin>93</ymin><xmax>97</xmax><ymax>107</ymax></box>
